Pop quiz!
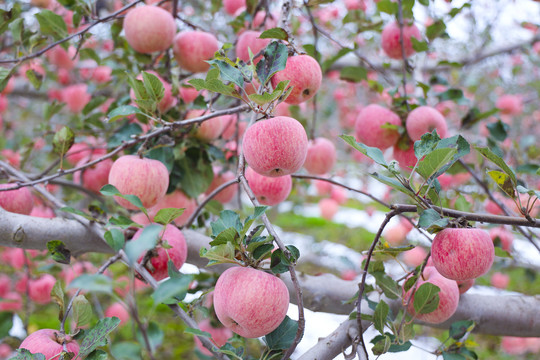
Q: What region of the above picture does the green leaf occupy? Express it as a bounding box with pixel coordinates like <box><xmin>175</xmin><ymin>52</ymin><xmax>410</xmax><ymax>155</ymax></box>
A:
<box><xmin>108</xmin><ymin>105</ymin><xmax>143</xmax><ymax>122</ymax></box>
<box><xmin>50</xmin><ymin>281</ymin><xmax>65</xmax><ymax>321</ymax></box>
<box><xmin>104</xmin><ymin>229</ymin><xmax>125</xmax><ymax>252</ymax></box>
<box><xmin>426</xmin><ymin>19</ymin><xmax>447</xmax><ymax>40</ymax></box>
<box><xmin>0</xmin><ymin>312</ymin><xmax>13</xmax><ymax>338</ymax></box>
<box><xmin>442</xmin><ymin>352</ymin><xmax>467</xmax><ymax>360</ymax></box>
<box><xmin>264</xmin><ymin>316</ymin><xmax>298</xmax><ymax>350</ymax></box>
<box><xmin>414</xmin><ymin>131</ymin><xmax>441</xmax><ymax>159</ymax></box>
<box><xmin>437</xmin><ymin>88</ymin><xmax>466</xmax><ymax>104</ymax></box>
<box><xmin>151</xmin><ymin>274</ymin><xmax>193</xmax><ymax>304</ymax></box>
<box><xmin>25</xmin><ymin>69</ymin><xmax>43</xmax><ymax>90</ymax></box>
<box><xmin>85</xmin><ymin>350</ymin><xmax>108</xmax><ymax>360</ymax></box>
<box><xmin>184</xmin><ymin>328</ymin><xmax>212</xmax><ymax>337</ymax></box>
<box><xmin>200</xmin><ymin>243</ymin><xmax>237</xmax><ymax>266</ymax></box>
<box><xmin>416</xmin><ymin>148</ymin><xmax>458</xmax><ymax>180</ymax></box>
<box><xmin>99</xmin><ymin>184</ymin><xmax>146</xmax><ymax>211</ymax></box>
<box><xmin>370</xmin><ymin>172</ymin><xmax>416</xmax><ymax>197</ymax></box>
<box><xmin>111</xmin><ymin>342</ymin><xmax>142</xmax><ymax>360</ymax></box>
<box><xmin>449</xmin><ymin>320</ymin><xmax>475</xmax><ymax>340</ymax></box>
<box><xmin>68</xmin><ymin>274</ymin><xmax>113</xmax><ymax>294</ymax></box>
<box><xmin>108</xmin><ymin>123</ymin><xmax>142</xmax><ymax>148</ymax></box>
<box><xmin>256</xmin><ymin>41</ymin><xmax>288</xmax><ymax>86</ymax></box>
<box><xmin>339</xmin><ymin>66</ymin><xmax>367</xmax><ymax>82</ymax></box>
<box><xmin>78</xmin><ymin>317</ymin><xmax>121</xmax><ymax>358</ymax></box>
<box><xmin>259</xmin><ymin>27</ymin><xmax>289</xmax><ymax>41</ymax></box>
<box><xmin>373</xmin><ymin>300</ymin><xmax>390</xmax><ymax>334</ymax></box>
<box><xmin>210</xmin><ymin>227</ymin><xmax>240</xmax><ymax>246</ymax></box>
<box><xmin>461</xmin><ymin>107</ymin><xmax>498</xmax><ymax>129</ymax></box>
<box><xmin>413</xmin><ymin>282</ymin><xmax>440</xmax><ymax>314</ymax></box>
<box><xmin>141</xmin><ymin>71</ymin><xmax>165</xmax><ymax>106</ymax></box>
<box><xmin>125</xmin><ymin>224</ymin><xmax>162</xmax><ymax>265</ymax></box>
<box><xmin>486</xmin><ymin>121</ymin><xmax>509</xmax><ymax>142</ymax></box>
<box><xmin>371</xmin><ymin>334</ymin><xmax>392</xmax><ymax>355</ymax></box>
<box><xmin>47</xmin><ymin>240</ymin><xmax>71</xmax><ymax>264</ymax></box>
<box><xmin>494</xmin><ymin>247</ymin><xmax>512</xmax><ymax>258</ymax></box>
<box><xmin>188</xmin><ymin>78</ymin><xmax>242</xmax><ymax>99</ymax></box>
<box><xmin>411</xmin><ymin>37</ymin><xmax>429</xmax><ymax>52</ymax></box>
<box><xmin>487</xmin><ymin>170</ymin><xmax>516</xmax><ymax>198</ymax></box>
<box><xmin>242</xmin><ymin>206</ymin><xmax>268</xmax><ymax>234</ymax></box>
<box><xmin>35</xmin><ymin>10</ymin><xmax>68</xmax><ymax>40</ymax></box>
<box><xmin>53</xmin><ymin>126</ymin><xmax>75</xmax><ymax>159</ymax></box>
<box><xmin>154</xmin><ymin>208</ymin><xmax>185</xmax><ymax>225</ymax></box>
<box><xmin>0</xmin><ymin>67</ymin><xmax>15</xmax><ymax>93</ymax></box>
<box><xmin>208</xmin><ymin>60</ymin><xmax>244</xmax><ymax>88</ymax></box>
<box><xmin>11</xmin><ymin>349</ymin><xmax>46</xmax><ymax>360</ymax></box>
<box><xmin>72</xmin><ymin>295</ymin><xmax>93</xmax><ymax>328</ymax></box>
<box><xmin>340</xmin><ymin>135</ymin><xmax>388</xmax><ymax>167</ymax></box>
<box><xmin>211</xmin><ymin>210</ymin><xmax>243</xmax><ymax>236</ymax></box>
<box><xmin>475</xmin><ymin>146</ymin><xmax>517</xmax><ymax>186</ymax></box>
<box><xmin>252</xmin><ymin>243</ymin><xmax>274</xmax><ymax>260</ymax></box>
<box><xmin>377</xmin><ymin>0</ymin><xmax>399</xmax><ymax>14</ymax></box>
<box><xmin>321</xmin><ymin>48</ymin><xmax>353</xmax><ymax>73</ymax></box>
<box><xmin>418</xmin><ymin>209</ymin><xmax>448</xmax><ymax>232</ymax></box>
<box><xmin>172</xmin><ymin>148</ymin><xmax>214</xmax><ymax>198</ymax></box>
<box><xmin>372</xmin><ymin>272</ymin><xmax>400</xmax><ymax>299</ymax></box>
<box><xmin>248</xmin><ymin>80</ymin><xmax>290</xmax><ymax>105</ymax></box>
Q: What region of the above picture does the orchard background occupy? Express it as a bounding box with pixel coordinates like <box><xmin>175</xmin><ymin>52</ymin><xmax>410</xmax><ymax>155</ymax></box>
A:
<box><xmin>0</xmin><ymin>0</ymin><xmax>539</xmax><ymax>359</ymax></box>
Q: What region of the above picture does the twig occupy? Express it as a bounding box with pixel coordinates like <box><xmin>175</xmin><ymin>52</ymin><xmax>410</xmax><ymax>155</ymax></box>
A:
<box><xmin>397</xmin><ymin>0</ymin><xmax>411</xmax><ymax>111</ymax></box>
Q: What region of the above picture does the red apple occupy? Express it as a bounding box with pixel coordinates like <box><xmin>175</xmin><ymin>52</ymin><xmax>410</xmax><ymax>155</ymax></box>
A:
<box><xmin>355</xmin><ymin>104</ymin><xmax>401</xmax><ymax>150</ymax></box>
<box><xmin>303</xmin><ymin>137</ymin><xmax>336</xmax><ymax>175</ymax></box>
<box><xmin>406</xmin><ymin>106</ymin><xmax>447</xmax><ymax>141</ymax></box>
<box><xmin>221</xmin><ymin>115</ymin><xmax>247</xmax><ymax>140</ymax></box>
<box><xmin>65</xmin><ymin>138</ymin><xmax>107</xmax><ymax>165</ymax></box>
<box><xmin>123</xmin><ymin>5</ymin><xmax>176</xmax><ymax>54</ymax></box>
<box><xmin>403</xmin><ymin>266</ymin><xmax>459</xmax><ymax>324</ymax></box>
<box><xmin>213</xmin><ymin>267</ymin><xmax>289</xmax><ymax>338</ymax></box>
<box><xmin>186</xmin><ymin>110</ymin><xmax>226</xmax><ymax>141</ymax></box>
<box><xmin>489</xmin><ymin>226</ymin><xmax>514</xmax><ymax>252</ymax></box>
<box><xmin>330</xmin><ymin>186</ymin><xmax>347</xmax><ymax>205</ymax></box>
<box><xmin>0</xmin><ymin>274</ymin><xmax>10</xmax><ymax>297</ymax></box>
<box><xmin>496</xmin><ymin>94</ymin><xmax>523</xmax><ymax>115</ymax></box>
<box><xmin>0</xmin><ymin>184</ymin><xmax>34</xmax><ymax>215</ymax></box>
<box><xmin>108</xmin><ymin>155</ymin><xmax>169</xmax><ymax>210</ymax></box>
<box><xmin>205</xmin><ymin>167</ymin><xmax>238</xmax><ymax>204</ymax></box>
<box><xmin>242</xmin><ymin>116</ymin><xmax>308</xmax><ymax>177</ymax></box>
<box><xmin>173</xmin><ymin>31</ymin><xmax>219</xmax><ymax>73</ymax></box>
<box><xmin>381</xmin><ymin>21</ymin><xmax>422</xmax><ymax>59</ymax></box>
<box><xmin>179</xmin><ymin>84</ymin><xmax>200</xmax><ymax>104</ymax></box>
<box><xmin>19</xmin><ymin>329</ymin><xmax>79</xmax><ymax>359</ymax></box>
<box><xmin>402</xmin><ymin>246</ymin><xmax>428</xmax><ymax>268</ymax></box>
<box><xmin>61</xmin><ymin>84</ymin><xmax>91</xmax><ymax>113</ymax></box>
<box><xmin>431</xmin><ymin>228</ymin><xmax>494</xmax><ymax>281</ymax></box>
<box><xmin>236</xmin><ymin>30</ymin><xmax>270</xmax><ymax>64</ymax></box>
<box><xmin>223</xmin><ymin>0</ymin><xmax>246</xmax><ymax>15</ymax></box>
<box><xmin>319</xmin><ymin>198</ymin><xmax>339</xmax><ymax>220</ymax></box>
<box><xmin>133</xmin><ymin>224</ymin><xmax>187</xmax><ymax>281</ymax></box>
<box><xmin>456</xmin><ymin>279</ymin><xmax>475</xmax><ymax>294</ymax></box>
<box><xmin>193</xmin><ymin>319</ymin><xmax>233</xmax><ymax>356</ymax></box>
<box><xmin>393</xmin><ymin>141</ymin><xmax>417</xmax><ymax>170</ymax></box>
<box><xmin>104</xmin><ymin>302</ymin><xmax>130</xmax><ymax>325</ymax></box>
<box><xmin>28</xmin><ymin>274</ymin><xmax>56</xmax><ymax>305</ymax></box>
<box><xmin>245</xmin><ymin>167</ymin><xmax>292</xmax><ymax>206</ymax></box>
<box><xmin>0</xmin><ymin>292</ymin><xmax>22</xmax><ymax>311</ymax></box>
<box><xmin>271</xmin><ymin>55</ymin><xmax>322</xmax><ymax>105</ymax></box>
<box><xmin>490</xmin><ymin>272</ymin><xmax>510</xmax><ymax>289</ymax></box>
<box><xmin>384</xmin><ymin>223</ymin><xmax>409</xmax><ymax>246</ymax></box>
<box><xmin>74</xmin><ymin>156</ymin><xmax>113</xmax><ymax>193</ymax></box>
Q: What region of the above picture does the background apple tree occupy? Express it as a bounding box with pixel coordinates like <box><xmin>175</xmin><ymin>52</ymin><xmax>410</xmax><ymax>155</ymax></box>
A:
<box><xmin>0</xmin><ymin>0</ymin><xmax>539</xmax><ymax>359</ymax></box>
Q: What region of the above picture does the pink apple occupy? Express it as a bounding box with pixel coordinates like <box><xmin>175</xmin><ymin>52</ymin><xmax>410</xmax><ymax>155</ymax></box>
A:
<box><xmin>74</xmin><ymin>156</ymin><xmax>114</xmax><ymax>193</ymax></box>
<box><xmin>0</xmin><ymin>95</ymin><xmax>7</xmax><ymax>113</ymax></box>
<box><xmin>456</xmin><ymin>279</ymin><xmax>475</xmax><ymax>294</ymax></box>
<box><xmin>319</xmin><ymin>198</ymin><xmax>339</xmax><ymax>220</ymax></box>
<box><xmin>179</xmin><ymin>84</ymin><xmax>200</xmax><ymax>104</ymax></box>
<box><xmin>147</xmin><ymin>190</ymin><xmax>196</xmax><ymax>226</ymax></box>
<box><xmin>402</xmin><ymin>246</ymin><xmax>428</xmax><ymax>268</ymax></box>
<box><xmin>61</xmin><ymin>84</ymin><xmax>91</xmax><ymax>113</ymax></box>
<box><xmin>29</xmin><ymin>274</ymin><xmax>56</xmax><ymax>304</ymax></box>
<box><xmin>393</xmin><ymin>141</ymin><xmax>417</xmax><ymax>170</ymax></box>
<box><xmin>213</xmin><ymin>266</ymin><xmax>289</xmax><ymax>338</ymax></box>
<box><xmin>1</xmin><ymin>76</ymin><xmax>15</xmax><ymax>95</ymax></box>
<box><xmin>406</xmin><ymin>106</ymin><xmax>447</xmax><ymax>141</ymax></box>
<box><xmin>314</xmin><ymin>179</ymin><xmax>332</xmax><ymax>196</ymax></box>
<box><xmin>133</xmin><ymin>224</ymin><xmax>187</xmax><ymax>281</ymax></box>
<box><xmin>131</xmin><ymin>71</ymin><xmax>177</xmax><ymax>113</ymax></box>
<box><xmin>381</xmin><ymin>21</ymin><xmax>422</xmax><ymax>59</ymax></box>
<box><xmin>330</xmin><ymin>186</ymin><xmax>347</xmax><ymax>205</ymax></box>
<box><xmin>19</xmin><ymin>329</ymin><xmax>79</xmax><ymax>359</ymax></box>
<box><xmin>245</xmin><ymin>167</ymin><xmax>292</xmax><ymax>206</ymax></box>
<box><xmin>355</xmin><ymin>104</ymin><xmax>401</xmax><ymax>150</ymax></box>
<box><xmin>0</xmin><ymin>343</ymin><xmax>11</xmax><ymax>358</ymax></box>
<box><xmin>273</xmin><ymin>102</ymin><xmax>291</xmax><ymax>117</ymax></box>
<box><xmin>271</xmin><ymin>55</ymin><xmax>322</xmax><ymax>104</ymax></box>
<box><xmin>91</xmin><ymin>66</ymin><xmax>112</xmax><ymax>84</ymax></box>
<box><xmin>242</xmin><ymin>116</ymin><xmax>308</xmax><ymax>177</ymax></box>
<box><xmin>489</xmin><ymin>226</ymin><xmax>514</xmax><ymax>252</ymax></box>
<box><xmin>0</xmin><ymin>292</ymin><xmax>22</xmax><ymax>311</ymax></box>
<box><xmin>105</xmin><ymin>302</ymin><xmax>130</xmax><ymax>325</ymax></box>
<box><xmin>431</xmin><ymin>228</ymin><xmax>494</xmax><ymax>281</ymax></box>
<box><xmin>0</xmin><ymin>184</ymin><xmax>34</xmax><ymax>215</ymax></box>
<box><xmin>221</xmin><ymin>116</ymin><xmax>247</xmax><ymax>140</ymax></box>
<box><xmin>496</xmin><ymin>94</ymin><xmax>523</xmax><ymax>115</ymax></box>
<box><xmin>340</xmin><ymin>269</ymin><xmax>357</xmax><ymax>281</ymax></box>
<box><xmin>345</xmin><ymin>0</ymin><xmax>367</xmax><ymax>11</ymax></box>
<box><xmin>108</xmin><ymin>155</ymin><xmax>169</xmax><ymax>210</ymax></box>
<box><xmin>173</xmin><ymin>31</ymin><xmax>219</xmax><ymax>73</ymax></box>
<box><xmin>193</xmin><ymin>319</ymin><xmax>233</xmax><ymax>356</ymax></box>
<box><xmin>46</xmin><ymin>46</ymin><xmax>77</xmax><ymax>70</ymax></box>
<box><xmin>65</xmin><ymin>139</ymin><xmax>107</xmax><ymax>165</ymax></box>
<box><xmin>0</xmin><ymin>274</ymin><xmax>10</xmax><ymax>297</ymax></box>
<box><xmin>123</xmin><ymin>5</ymin><xmax>176</xmax><ymax>54</ymax></box>
<box><xmin>186</xmin><ymin>110</ymin><xmax>226</xmax><ymax>141</ymax></box>
<box><xmin>490</xmin><ymin>272</ymin><xmax>510</xmax><ymax>289</ymax></box>
<box><xmin>205</xmin><ymin>167</ymin><xmax>238</xmax><ymax>204</ymax></box>
<box><xmin>236</xmin><ymin>31</ymin><xmax>270</xmax><ymax>64</ymax></box>
<box><xmin>403</xmin><ymin>266</ymin><xmax>459</xmax><ymax>324</ymax></box>
<box><xmin>501</xmin><ymin>336</ymin><xmax>528</xmax><ymax>355</ymax></box>
<box><xmin>437</xmin><ymin>173</ymin><xmax>471</xmax><ymax>190</ymax></box>
<box><xmin>1</xmin><ymin>249</ymin><xmax>26</xmax><ymax>270</ymax></box>
<box><xmin>384</xmin><ymin>224</ymin><xmax>408</xmax><ymax>246</ymax></box>
<box><xmin>303</xmin><ymin>137</ymin><xmax>336</xmax><ymax>175</ymax></box>
<box><xmin>223</xmin><ymin>0</ymin><xmax>246</xmax><ymax>15</ymax></box>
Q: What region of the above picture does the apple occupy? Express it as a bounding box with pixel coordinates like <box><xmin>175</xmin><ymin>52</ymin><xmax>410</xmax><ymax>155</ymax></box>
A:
<box><xmin>173</xmin><ymin>31</ymin><xmax>219</xmax><ymax>73</ymax></box>
<box><xmin>319</xmin><ymin>198</ymin><xmax>339</xmax><ymax>220</ymax></box>
<box><xmin>456</xmin><ymin>279</ymin><xmax>475</xmax><ymax>294</ymax></box>
<box><xmin>221</xmin><ymin>115</ymin><xmax>247</xmax><ymax>140</ymax></box>
<box><xmin>242</xmin><ymin>116</ymin><xmax>308</xmax><ymax>177</ymax></box>
<box><xmin>501</xmin><ymin>336</ymin><xmax>528</xmax><ymax>355</ymax></box>
<box><xmin>213</xmin><ymin>266</ymin><xmax>289</xmax><ymax>338</ymax></box>
<box><xmin>108</xmin><ymin>155</ymin><xmax>169</xmax><ymax>210</ymax></box>
<box><xmin>330</xmin><ymin>186</ymin><xmax>347</xmax><ymax>205</ymax></box>
<box><xmin>19</xmin><ymin>329</ymin><xmax>79</xmax><ymax>359</ymax></box>
<box><xmin>29</xmin><ymin>274</ymin><xmax>56</xmax><ymax>304</ymax></box>
<box><xmin>193</xmin><ymin>319</ymin><xmax>233</xmax><ymax>356</ymax></box>
<box><xmin>314</xmin><ymin>179</ymin><xmax>332</xmax><ymax>196</ymax></box>
<box><xmin>303</xmin><ymin>137</ymin><xmax>336</xmax><ymax>175</ymax></box>
<box><xmin>0</xmin><ymin>95</ymin><xmax>7</xmax><ymax>113</ymax></box>
<box><xmin>384</xmin><ymin>223</ymin><xmax>409</xmax><ymax>246</ymax></box>
<box><xmin>179</xmin><ymin>84</ymin><xmax>200</xmax><ymax>104</ymax></box>
<box><xmin>273</xmin><ymin>102</ymin><xmax>291</xmax><ymax>117</ymax></box>
<box><xmin>65</xmin><ymin>139</ymin><xmax>107</xmax><ymax>165</ymax></box>
<box><xmin>61</xmin><ymin>84</ymin><xmax>91</xmax><ymax>113</ymax></box>
<box><xmin>104</xmin><ymin>302</ymin><xmax>130</xmax><ymax>325</ymax></box>
<box><xmin>489</xmin><ymin>226</ymin><xmax>514</xmax><ymax>252</ymax></box>
<box><xmin>381</xmin><ymin>21</ymin><xmax>422</xmax><ymax>59</ymax></box>
<box><xmin>345</xmin><ymin>0</ymin><xmax>367</xmax><ymax>11</ymax></box>
<box><xmin>46</xmin><ymin>46</ymin><xmax>76</xmax><ymax>70</ymax></box>
<box><xmin>62</xmin><ymin>261</ymin><xmax>97</xmax><ymax>288</ymax></box>
<box><xmin>431</xmin><ymin>228</ymin><xmax>494</xmax><ymax>281</ymax></box>
<box><xmin>490</xmin><ymin>272</ymin><xmax>510</xmax><ymax>289</ymax></box>
<box><xmin>393</xmin><ymin>141</ymin><xmax>417</xmax><ymax>170</ymax></box>
<box><xmin>496</xmin><ymin>94</ymin><xmax>523</xmax><ymax>115</ymax></box>
<box><xmin>223</xmin><ymin>0</ymin><xmax>246</xmax><ymax>15</ymax></box>
<box><xmin>133</xmin><ymin>224</ymin><xmax>187</xmax><ymax>281</ymax></box>
<box><xmin>236</xmin><ymin>30</ymin><xmax>270</xmax><ymax>64</ymax></box>
<box><xmin>74</xmin><ymin>156</ymin><xmax>114</xmax><ymax>193</ymax></box>
<box><xmin>123</xmin><ymin>5</ymin><xmax>176</xmax><ymax>54</ymax></box>
<box><xmin>402</xmin><ymin>246</ymin><xmax>428</xmax><ymax>268</ymax></box>
<box><xmin>0</xmin><ymin>274</ymin><xmax>10</xmax><ymax>297</ymax></box>
<box><xmin>205</xmin><ymin>167</ymin><xmax>238</xmax><ymax>204</ymax></box>
<box><xmin>147</xmin><ymin>190</ymin><xmax>196</xmax><ymax>226</ymax></box>
<box><xmin>0</xmin><ymin>292</ymin><xmax>22</xmax><ymax>311</ymax></box>
<box><xmin>186</xmin><ymin>109</ymin><xmax>226</xmax><ymax>141</ymax></box>
<box><xmin>271</xmin><ymin>55</ymin><xmax>322</xmax><ymax>104</ymax></box>
<box><xmin>0</xmin><ymin>183</ymin><xmax>34</xmax><ymax>215</ymax></box>
<box><xmin>437</xmin><ymin>173</ymin><xmax>471</xmax><ymax>190</ymax></box>
<box><xmin>245</xmin><ymin>167</ymin><xmax>292</xmax><ymax>206</ymax></box>
<box><xmin>341</xmin><ymin>269</ymin><xmax>357</xmax><ymax>281</ymax></box>
<box><xmin>91</xmin><ymin>65</ymin><xmax>112</xmax><ymax>84</ymax></box>
<box><xmin>403</xmin><ymin>266</ymin><xmax>459</xmax><ymax>324</ymax></box>
<box><xmin>406</xmin><ymin>106</ymin><xmax>448</xmax><ymax>141</ymax></box>
<box><xmin>0</xmin><ymin>343</ymin><xmax>11</xmax><ymax>358</ymax></box>
<box><xmin>354</xmin><ymin>104</ymin><xmax>401</xmax><ymax>150</ymax></box>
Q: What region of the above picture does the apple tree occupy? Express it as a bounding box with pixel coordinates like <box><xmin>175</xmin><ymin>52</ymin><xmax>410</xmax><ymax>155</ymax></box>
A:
<box><xmin>0</xmin><ymin>0</ymin><xmax>539</xmax><ymax>359</ymax></box>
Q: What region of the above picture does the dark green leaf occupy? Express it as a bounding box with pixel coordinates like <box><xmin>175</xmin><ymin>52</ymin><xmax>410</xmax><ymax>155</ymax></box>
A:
<box><xmin>256</xmin><ymin>42</ymin><xmax>288</xmax><ymax>86</ymax></box>
<box><xmin>264</xmin><ymin>316</ymin><xmax>298</xmax><ymax>350</ymax></box>
<box><xmin>35</xmin><ymin>10</ymin><xmax>68</xmax><ymax>40</ymax></box>
<box><xmin>411</xmin><ymin>37</ymin><xmax>429</xmax><ymax>52</ymax></box>
<box><xmin>340</xmin><ymin>135</ymin><xmax>387</xmax><ymax>167</ymax></box>
<box><xmin>72</xmin><ymin>295</ymin><xmax>93</xmax><ymax>328</ymax></box>
<box><xmin>259</xmin><ymin>27</ymin><xmax>289</xmax><ymax>41</ymax></box>
<box><xmin>85</xmin><ymin>350</ymin><xmax>108</xmax><ymax>360</ymax></box>
<box><xmin>416</xmin><ymin>148</ymin><xmax>458</xmax><ymax>180</ymax></box>
<box><xmin>486</xmin><ymin>121</ymin><xmax>509</xmax><ymax>142</ymax></box>
<box><xmin>377</xmin><ymin>0</ymin><xmax>399</xmax><ymax>14</ymax></box>
<box><xmin>209</xmin><ymin>227</ymin><xmax>239</xmax><ymax>246</ymax></box>
<box><xmin>108</xmin><ymin>105</ymin><xmax>143</xmax><ymax>122</ymax></box>
<box><xmin>414</xmin><ymin>130</ymin><xmax>441</xmax><ymax>159</ymax></box>
<box><xmin>476</xmin><ymin>145</ymin><xmax>517</xmax><ymax>184</ymax></box>
<box><xmin>339</xmin><ymin>66</ymin><xmax>367</xmax><ymax>82</ymax></box>
<box><xmin>208</xmin><ymin>60</ymin><xmax>244</xmax><ymax>88</ymax></box>
<box><xmin>78</xmin><ymin>317</ymin><xmax>121</xmax><ymax>358</ymax></box>
<box><xmin>11</xmin><ymin>349</ymin><xmax>46</xmax><ymax>360</ymax></box>
<box><xmin>104</xmin><ymin>229</ymin><xmax>125</xmax><ymax>252</ymax></box>
<box><xmin>413</xmin><ymin>282</ymin><xmax>440</xmax><ymax>314</ymax></box>
<box><xmin>426</xmin><ymin>19</ymin><xmax>447</xmax><ymax>41</ymax></box>
<box><xmin>442</xmin><ymin>352</ymin><xmax>467</xmax><ymax>360</ymax></box>
<box><xmin>373</xmin><ymin>300</ymin><xmax>389</xmax><ymax>334</ymax></box>
<box><xmin>372</xmin><ymin>272</ymin><xmax>400</xmax><ymax>299</ymax></box>
<box><xmin>108</xmin><ymin>123</ymin><xmax>143</xmax><ymax>148</ymax></box>
<box><xmin>211</xmin><ymin>210</ymin><xmax>243</xmax><ymax>236</ymax></box>
<box><xmin>0</xmin><ymin>312</ymin><xmax>12</xmax><ymax>338</ymax></box>
<box><xmin>154</xmin><ymin>208</ymin><xmax>185</xmax><ymax>225</ymax></box>
<box><xmin>141</xmin><ymin>71</ymin><xmax>165</xmax><ymax>106</ymax></box>
<box><xmin>449</xmin><ymin>320</ymin><xmax>475</xmax><ymax>340</ymax></box>
<box><xmin>47</xmin><ymin>240</ymin><xmax>71</xmax><ymax>264</ymax></box>
<box><xmin>152</xmin><ymin>274</ymin><xmax>193</xmax><ymax>304</ymax></box>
